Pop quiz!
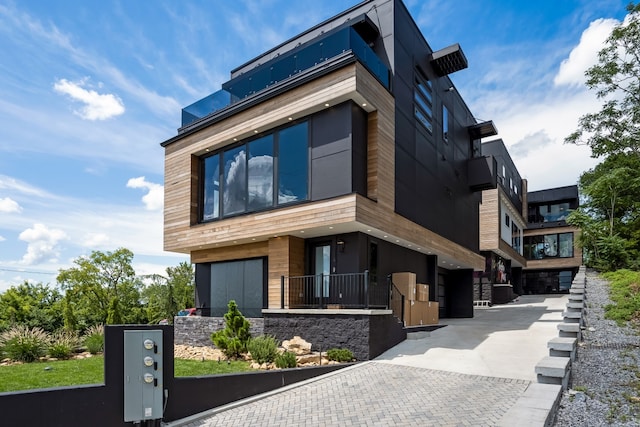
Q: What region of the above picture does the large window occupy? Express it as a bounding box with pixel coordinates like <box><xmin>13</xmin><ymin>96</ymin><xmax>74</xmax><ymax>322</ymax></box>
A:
<box><xmin>201</xmin><ymin>122</ymin><xmax>308</xmax><ymax>221</ymax></box>
<box><xmin>442</xmin><ymin>105</ymin><xmax>449</xmax><ymax>142</ymax></box>
<box><xmin>524</xmin><ymin>233</ymin><xmax>574</xmax><ymax>260</ymax></box>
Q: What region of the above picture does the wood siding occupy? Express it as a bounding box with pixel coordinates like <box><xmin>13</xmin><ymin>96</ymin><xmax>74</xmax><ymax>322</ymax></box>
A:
<box><xmin>479</xmin><ymin>189</ymin><xmax>499</xmax><ymax>251</ymax></box>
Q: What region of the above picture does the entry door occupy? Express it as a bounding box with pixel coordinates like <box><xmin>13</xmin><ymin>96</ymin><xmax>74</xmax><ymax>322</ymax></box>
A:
<box><xmin>313</xmin><ymin>244</ymin><xmax>331</xmax><ymax>302</ymax></box>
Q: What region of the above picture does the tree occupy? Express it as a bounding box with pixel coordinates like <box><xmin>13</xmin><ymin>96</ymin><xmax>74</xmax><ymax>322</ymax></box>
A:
<box><xmin>57</xmin><ymin>248</ymin><xmax>146</xmax><ymax>329</ymax></box>
<box><xmin>211</xmin><ymin>300</ymin><xmax>251</xmax><ymax>359</ymax></box>
<box><xmin>567</xmin><ymin>154</ymin><xmax>640</xmax><ymax>270</ymax></box>
<box><xmin>565</xmin><ymin>3</ymin><xmax>640</xmax><ymax>157</ymax></box>
<box><xmin>141</xmin><ymin>262</ymin><xmax>194</xmax><ymax>324</ymax></box>
<box><xmin>0</xmin><ymin>282</ymin><xmax>64</xmax><ymax>332</ymax></box>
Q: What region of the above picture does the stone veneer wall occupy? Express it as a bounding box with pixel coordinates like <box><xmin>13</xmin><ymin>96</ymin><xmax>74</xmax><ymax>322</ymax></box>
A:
<box><xmin>173</xmin><ymin>316</ymin><xmax>264</xmax><ymax>347</ymax></box>
<box><xmin>264</xmin><ymin>313</ymin><xmax>405</xmax><ymax>361</ymax></box>
<box><xmin>473</xmin><ymin>276</ymin><xmax>492</xmax><ymax>302</ymax></box>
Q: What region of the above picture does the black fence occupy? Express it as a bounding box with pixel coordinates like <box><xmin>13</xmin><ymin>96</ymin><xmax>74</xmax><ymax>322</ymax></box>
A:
<box><xmin>0</xmin><ymin>325</ymin><xmax>348</xmax><ymax>427</ymax></box>
<box><xmin>281</xmin><ymin>271</ymin><xmax>390</xmax><ymax>309</ymax></box>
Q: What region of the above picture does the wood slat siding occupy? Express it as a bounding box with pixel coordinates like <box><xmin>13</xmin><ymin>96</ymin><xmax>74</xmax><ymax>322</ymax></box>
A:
<box><xmin>268</xmin><ymin>236</ymin><xmax>304</xmax><ymax>308</ymax></box>
<box><xmin>191</xmin><ymin>241</ymin><xmax>268</xmax><ymax>264</ymax></box>
<box><xmin>479</xmin><ymin>189</ymin><xmax>499</xmax><ymax>251</ymax></box>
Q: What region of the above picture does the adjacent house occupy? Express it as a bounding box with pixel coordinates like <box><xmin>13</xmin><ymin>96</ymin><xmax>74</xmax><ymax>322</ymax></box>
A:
<box><xmin>477</xmin><ymin>139</ymin><xmax>527</xmax><ymax>304</ymax></box>
<box><xmin>522</xmin><ymin>186</ymin><xmax>582</xmax><ymax>293</ymax></box>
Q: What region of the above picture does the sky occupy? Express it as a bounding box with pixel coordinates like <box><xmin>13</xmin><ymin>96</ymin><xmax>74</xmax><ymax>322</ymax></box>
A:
<box><xmin>0</xmin><ymin>0</ymin><xmax>630</xmax><ymax>292</ymax></box>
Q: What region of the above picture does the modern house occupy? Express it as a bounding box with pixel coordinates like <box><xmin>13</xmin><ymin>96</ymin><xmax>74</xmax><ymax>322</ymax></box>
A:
<box><xmin>161</xmin><ymin>0</ymin><xmax>501</xmax><ymax>359</ymax></box>
<box><xmin>522</xmin><ymin>186</ymin><xmax>582</xmax><ymax>293</ymax></box>
<box><xmin>477</xmin><ymin>139</ymin><xmax>527</xmax><ymax>304</ymax></box>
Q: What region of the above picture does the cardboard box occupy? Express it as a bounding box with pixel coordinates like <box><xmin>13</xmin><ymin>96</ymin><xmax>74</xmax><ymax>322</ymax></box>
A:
<box><xmin>416</xmin><ymin>284</ymin><xmax>429</xmax><ymax>302</ymax></box>
<box><xmin>392</xmin><ymin>272</ymin><xmax>416</xmax><ymax>301</ymax></box>
<box><xmin>409</xmin><ymin>300</ymin><xmax>429</xmax><ymax>326</ymax></box>
<box><xmin>423</xmin><ymin>301</ymin><xmax>439</xmax><ymax>325</ymax></box>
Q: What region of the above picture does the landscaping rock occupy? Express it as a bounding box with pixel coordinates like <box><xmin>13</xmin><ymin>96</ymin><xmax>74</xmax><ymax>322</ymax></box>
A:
<box><xmin>282</xmin><ymin>336</ymin><xmax>312</xmax><ymax>355</ymax></box>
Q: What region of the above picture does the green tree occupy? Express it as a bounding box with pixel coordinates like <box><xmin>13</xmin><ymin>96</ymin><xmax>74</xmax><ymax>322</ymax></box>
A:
<box><xmin>567</xmin><ymin>154</ymin><xmax>640</xmax><ymax>270</ymax></box>
<box><xmin>141</xmin><ymin>262</ymin><xmax>194</xmax><ymax>324</ymax></box>
<box><xmin>211</xmin><ymin>300</ymin><xmax>251</xmax><ymax>359</ymax></box>
<box><xmin>57</xmin><ymin>248</ymin><xmax>146</xmax><ymax>329</ymax></box>
<box><xmin>0</xmin><ymin>282</ymin><xmax>64</xmax><ymax>332</ymax></box>
<box><xmin>565</xmin><ymin>3</ymin><xmax>640</xmax><ymax>157</ymax></box>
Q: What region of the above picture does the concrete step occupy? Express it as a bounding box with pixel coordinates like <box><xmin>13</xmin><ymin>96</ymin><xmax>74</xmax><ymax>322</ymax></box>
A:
<box><xmin>569</xmin><ymin>287</ymin><xmax>585</xmax><ymax>295</ymax></box>
<box><xmin>548</xmin><ymin>337</ymin><xmax>577</xmax><ymax>360</ymax></box>
<box><xmin>568</xmin><ymin>293</ymin><xmax>584</xmax><ymax>302</ymax></box>
<box><xmin>536</xmin><ymin>356</ymin><xmax>571</xmax><ymax>389</ymax></box>
<box><xmin>566</xmin><ymin>302</ymin><xmax>584</xmax><ymax>310</ymax></box>
<box><xmin>557</xmin><ymin>322</ymin><xmax>581</xmax><ymax>339</ymax></box>
<box><xmin>406</xmin><ymin>331</ymin><xmax>430</xmax><ymax>340</ymax></box>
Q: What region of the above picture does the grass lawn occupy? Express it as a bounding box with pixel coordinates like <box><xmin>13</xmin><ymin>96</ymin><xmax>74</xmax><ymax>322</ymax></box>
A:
<box><xmin>0</xmin><ymin>356</ymin><xmax>251</xmax><ymax>393</ymax></box>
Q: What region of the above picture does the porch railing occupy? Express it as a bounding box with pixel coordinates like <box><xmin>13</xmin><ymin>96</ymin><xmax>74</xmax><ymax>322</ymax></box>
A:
<box><xmin>280</xmin><ymin>271</ymin><xmax>389</xmax><ymax>309</ymax></box>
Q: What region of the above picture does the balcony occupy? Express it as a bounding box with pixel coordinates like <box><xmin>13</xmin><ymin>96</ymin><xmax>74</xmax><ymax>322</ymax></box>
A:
<box><xmin>182</xmin><ymin>26</ymin><xmax>390</xmax><ymax>127</ymax></box>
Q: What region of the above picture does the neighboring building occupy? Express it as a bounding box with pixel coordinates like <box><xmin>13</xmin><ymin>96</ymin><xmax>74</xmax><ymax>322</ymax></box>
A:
<box><xmin>160</xmin><ymin>0</ymin><xmax>498</xmax><ymax>359</ymax></box>
<box><xmin>522</xmin><ymin>186</ymin><xmax>582</xmax><ymax>293</ymax></box>
<box><xmin>477</xmin><ymin>139</ymin><xmax>527</xmax><ymax>304</ymax></box>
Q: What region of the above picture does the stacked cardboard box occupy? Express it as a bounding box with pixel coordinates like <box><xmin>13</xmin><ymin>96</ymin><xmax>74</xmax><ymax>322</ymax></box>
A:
<box><xmin>416</xmin><ymin>284</ymin><xmax>429</xmax><ymax>302</ymax></box>
<box><xmin>392</xmin><ymin>272</ymin><xmax>416</xmax><ymax>301</ymax></box>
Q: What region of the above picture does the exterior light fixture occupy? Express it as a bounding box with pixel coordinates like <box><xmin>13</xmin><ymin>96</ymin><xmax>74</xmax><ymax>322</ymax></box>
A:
<box><xmin>325</xmin><ymin>103</ymin><xmax>330</xmax><ymax>107</ymax></box>
<box><xmin>337</xmin><ymin>238</ymin><xmax>346</xmax><ymax>253</ymax></box>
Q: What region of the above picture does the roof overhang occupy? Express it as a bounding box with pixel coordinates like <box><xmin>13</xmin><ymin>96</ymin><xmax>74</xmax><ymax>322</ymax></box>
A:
<box><xmin>430</xmin><ymin>43</ymin><xmax>468</xmax><ymax>76</ymax></box>
<box><xmin>468</xmin><ymin>120</ymin><xmax>498</xmax><ymax>139</ymax></box>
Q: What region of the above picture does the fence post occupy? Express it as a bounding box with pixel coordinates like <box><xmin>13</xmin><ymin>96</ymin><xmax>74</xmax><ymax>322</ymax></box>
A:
<box><xmin>364</xmin><ymin>270</ymin><xmax>369</xmax><ymax>309</ymax></box>
<box><xmin>281</xmin><ymin>276</ymin><xmax>285</xmax><ymax>309</ymax></box>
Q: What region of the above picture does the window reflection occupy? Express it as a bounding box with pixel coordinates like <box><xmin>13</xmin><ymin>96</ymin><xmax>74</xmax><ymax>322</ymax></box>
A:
<box><xmin>278</xmin><ymin>123</ymin><xmax>308</xmax><ymax>204</ymax></box>
<box><xmin>223</xmin><ymin>146</ymin><xmax>247</xmax><ymax>215</ymax></box>
<box><xmin>203</xmin><ymin>154</ymin><xmax>220</xmax><ymax>220</ymax></box>
<box><xmin>523</xmin><ymin>233</ymin><xmax>573</xmax><ymax>260</ymax></box>
<box><xmin>248</xmin><ymin>136</ymin><xmax>274</xmax><ymax>210</ymax></box>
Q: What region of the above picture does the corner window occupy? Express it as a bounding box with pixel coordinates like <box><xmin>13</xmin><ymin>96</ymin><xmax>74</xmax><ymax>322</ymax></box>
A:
<box><xmin>278</xmin><ymin>123</ymin><xmax>309</xmax><ymax>204</ymax></box>
<box><xmin>524</xmin><ymin>233</ymin><xmax>573</xmax><ymax>260</ymax></box>
<box><xmin>202</xmin><ymin>154</ymin><xmax>221</xmax><ymax>221</ymax></box>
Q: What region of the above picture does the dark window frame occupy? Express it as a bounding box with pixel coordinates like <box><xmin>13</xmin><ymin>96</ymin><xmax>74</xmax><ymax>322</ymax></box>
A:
<box><xmin>200</xmin><ymin>121</ymin><xmax>310</xmax><ymax>223</ymax></box>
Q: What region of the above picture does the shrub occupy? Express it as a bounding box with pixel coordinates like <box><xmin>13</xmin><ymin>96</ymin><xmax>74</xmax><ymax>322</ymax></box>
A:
<box><xmin>49</xmin><ymin>331</ymin><xmax>79</xmax><ymax>359</ymax></box>
<box><xmin>327</xmin><ymin>348</ymin><xmax>354</xmax><ymax>362</ymax></box>
<box><xmin>0</xmin><ymin>325</ymin><xmax>50</xmax><ymax>362</ymax></box>
<box><xmin>211</xmin><ymin>301</ymin><xmax>251</xmax><ymax>359</ymax></box>
<box><xmin>275</xmin><ymin>351</ymin><xmax>297</xmax><ymax>369</ymax></box>
<box><xmin>83</xmin><ymin>324</ymin><xmax>104</xmax><ymax>354</ymax></box>
<box><xmin>247</xmin><ymin>335</ymin><xmax>279</xmax><ymax>364</ymax></box>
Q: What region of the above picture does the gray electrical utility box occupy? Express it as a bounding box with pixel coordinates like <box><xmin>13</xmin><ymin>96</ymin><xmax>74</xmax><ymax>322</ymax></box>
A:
<box><xmin>123</xmin><ymin>329</ymin><xmax>164</xmax><ymax>422</ymax></box>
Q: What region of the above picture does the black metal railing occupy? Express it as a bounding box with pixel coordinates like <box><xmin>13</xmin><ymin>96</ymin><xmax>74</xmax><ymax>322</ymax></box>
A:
<box><xmin>388</xmin><ymin>276</ymin><xmax>406</xmax><ymax>326</ymax></box>
<box><xmin>280</xmin><ymin>271</ymin><xmax>389</xmax><ymax>309</ymax></box>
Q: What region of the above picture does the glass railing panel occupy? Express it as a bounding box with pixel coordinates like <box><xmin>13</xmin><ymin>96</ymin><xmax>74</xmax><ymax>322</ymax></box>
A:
<box><xmin>181</xmin><ymin>26</ymin><xmax>390</xmax><ymax>127</ymax></box>
<box><xmin>270</xmin><ymin>54</ymin><xmax>297</xmax><ymax>84</ymax></box>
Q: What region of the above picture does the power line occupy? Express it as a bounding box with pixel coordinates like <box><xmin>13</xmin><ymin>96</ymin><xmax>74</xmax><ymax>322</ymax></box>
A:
<box><xmin>0</xmin><ymin>267</ymin><xmax>57</xmax><ymax>275</ymax></box>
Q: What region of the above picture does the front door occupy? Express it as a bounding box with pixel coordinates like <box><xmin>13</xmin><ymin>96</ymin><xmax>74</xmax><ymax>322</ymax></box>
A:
<box><xmin>313</xmin><ymin>243</ymin><xmax>331</xmax><ymax>305</ymax></box>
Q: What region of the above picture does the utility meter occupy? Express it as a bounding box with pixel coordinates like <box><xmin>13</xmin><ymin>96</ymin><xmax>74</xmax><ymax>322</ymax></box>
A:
<box><xmin>123</xmin><ymin>330</ymin><xmax>163</xmax><ymax>422</ymax></box>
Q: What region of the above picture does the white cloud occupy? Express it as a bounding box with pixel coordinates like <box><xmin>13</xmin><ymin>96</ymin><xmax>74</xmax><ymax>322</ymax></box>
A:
<box><xmin>82</xmin><ymin>232</ymin><xmax>110</xmax><ymax>248</ymax></box>
<box><xmin>126</xmin><ymin>176</ymin><xmax>164</xmax><ymax>211</ymax></box>
<box><xmin>554</xmin><ymin>18</ymin><xmax>618</xmax><ymax>87</ymax></box>
<box><xmin>0</xmin><ymin>197</ymin><xmax>22</xmax><ymax>213</ymax></box>
<box><xmin>19</xmin><ymin>223</ymin><xmax>69</xmax><ymax>265</ymax></box>
<box><xmin>53</xmin><ymin>78</ymin><xmax>125</xmax><ymax>120</ymax></box>
<box><xmin>0</xmin><ymin>235</ymin><xmax>5</xmax><ymax>242</ymax></box>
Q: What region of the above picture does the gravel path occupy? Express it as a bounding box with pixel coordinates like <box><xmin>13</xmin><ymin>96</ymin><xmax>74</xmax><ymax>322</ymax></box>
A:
<box><xmin>553</xmin><ymin>269</ymin><xmax>640</xmax><ymax>426</ymax></box>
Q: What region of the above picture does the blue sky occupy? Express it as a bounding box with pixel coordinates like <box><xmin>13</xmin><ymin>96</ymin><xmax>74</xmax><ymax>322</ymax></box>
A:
<box><xmin>0</xmin><ymin>0</ymin><xmax>629</xmax><ymax>292</ymax></box>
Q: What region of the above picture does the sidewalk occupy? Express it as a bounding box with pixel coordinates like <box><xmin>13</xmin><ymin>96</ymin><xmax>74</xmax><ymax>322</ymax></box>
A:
<box><xmin>165</xmin><ymin>294</ymin><xmax>568</xmax><ymax>426</ymax></box>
